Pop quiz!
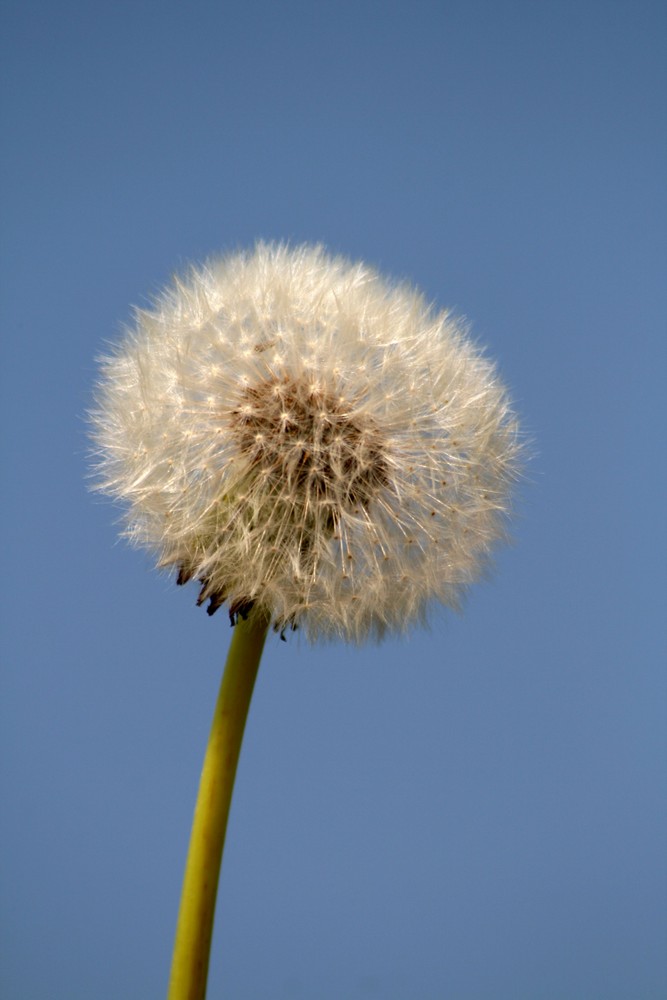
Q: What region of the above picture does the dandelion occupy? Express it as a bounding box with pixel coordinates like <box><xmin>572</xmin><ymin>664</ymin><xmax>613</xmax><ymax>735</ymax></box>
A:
<box><xmin>93</xmin><ymin>242</ymin><xmax>520</xmax><ymax>641</ymax></box>
<box><xmin>90</xmin><ymin>242</ymin><xmax>521</xmax><ymax>999</ymax></box>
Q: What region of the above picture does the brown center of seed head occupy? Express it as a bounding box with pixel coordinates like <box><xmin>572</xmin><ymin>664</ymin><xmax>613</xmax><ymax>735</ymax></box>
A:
<box><xmin>230</xmin><ymin>374</ymin><xmax>388</xmax><ymax>516</ymax></box>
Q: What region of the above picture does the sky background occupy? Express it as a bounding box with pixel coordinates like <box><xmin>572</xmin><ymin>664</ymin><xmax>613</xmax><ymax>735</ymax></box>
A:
<box><xmin>1</xmin><ymin>1</ymin><xmax>665</xmax><ymax>998</ymax></box>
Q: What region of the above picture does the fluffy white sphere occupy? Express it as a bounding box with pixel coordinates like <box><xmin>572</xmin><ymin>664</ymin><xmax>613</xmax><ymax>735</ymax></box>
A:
<box><xmin>92</xmin><ymin>243</ymin><xmax>521</xmax><ymax>642</ymax></box>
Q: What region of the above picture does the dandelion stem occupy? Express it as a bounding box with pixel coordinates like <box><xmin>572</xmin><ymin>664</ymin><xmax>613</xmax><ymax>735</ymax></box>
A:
<box><xmin>167</xmin><ymin>610</ymin><xmax>269</xmax><ymax>1000</ymax></box>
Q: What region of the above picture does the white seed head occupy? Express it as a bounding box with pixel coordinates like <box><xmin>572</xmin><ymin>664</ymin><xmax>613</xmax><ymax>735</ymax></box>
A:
<box><xmin>91</xmin><ymin>243</ymin><xmax>522</xmax><ymax>642</ymax></box>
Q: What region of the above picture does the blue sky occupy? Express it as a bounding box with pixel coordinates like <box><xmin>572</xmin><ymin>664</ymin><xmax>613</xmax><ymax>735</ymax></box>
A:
<box><xmin>1</xmin><ymin>1</ymin><xmax>665</xmax><ymax>998</ymax></box>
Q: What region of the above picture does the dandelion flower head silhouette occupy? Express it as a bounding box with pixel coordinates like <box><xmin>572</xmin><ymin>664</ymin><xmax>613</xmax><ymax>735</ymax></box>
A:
<box><xmin>91</xmin><ymin>243</ymin><xmax>521</xmax><ymax>642</ymax></box>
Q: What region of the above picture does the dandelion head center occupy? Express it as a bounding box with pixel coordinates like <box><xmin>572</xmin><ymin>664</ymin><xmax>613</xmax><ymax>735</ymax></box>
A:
<box><xmin>230</xmin><ymin>374</ymin><xmax>388</xmax><ymax>512</ymax></box>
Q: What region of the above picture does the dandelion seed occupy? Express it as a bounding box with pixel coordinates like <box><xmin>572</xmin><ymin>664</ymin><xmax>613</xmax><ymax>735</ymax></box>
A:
<box><xmin>91</xmin><ymin>242</ymin><xmax>521</xmax><ymax>642</ymax></box>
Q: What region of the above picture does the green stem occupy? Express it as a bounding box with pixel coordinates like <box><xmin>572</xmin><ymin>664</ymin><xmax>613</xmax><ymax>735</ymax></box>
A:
<box><xmin>167</xmin><ymin>610</ymin><xmax>269</xmax><ymax>1000</ymax></box>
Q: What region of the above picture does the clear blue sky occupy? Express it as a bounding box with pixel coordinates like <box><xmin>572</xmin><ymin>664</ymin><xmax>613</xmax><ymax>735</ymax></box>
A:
<box><xmin>1</xmin><ymin>1</ymin><xmax>665</xmax><ymax>998</ymax></box>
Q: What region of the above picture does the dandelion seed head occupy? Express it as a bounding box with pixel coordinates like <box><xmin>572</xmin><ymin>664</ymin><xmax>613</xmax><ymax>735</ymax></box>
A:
<box><xmin>91</xmin><ymin>243</ymin><xmax>521</xmax><ymax>642</ymax></box>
